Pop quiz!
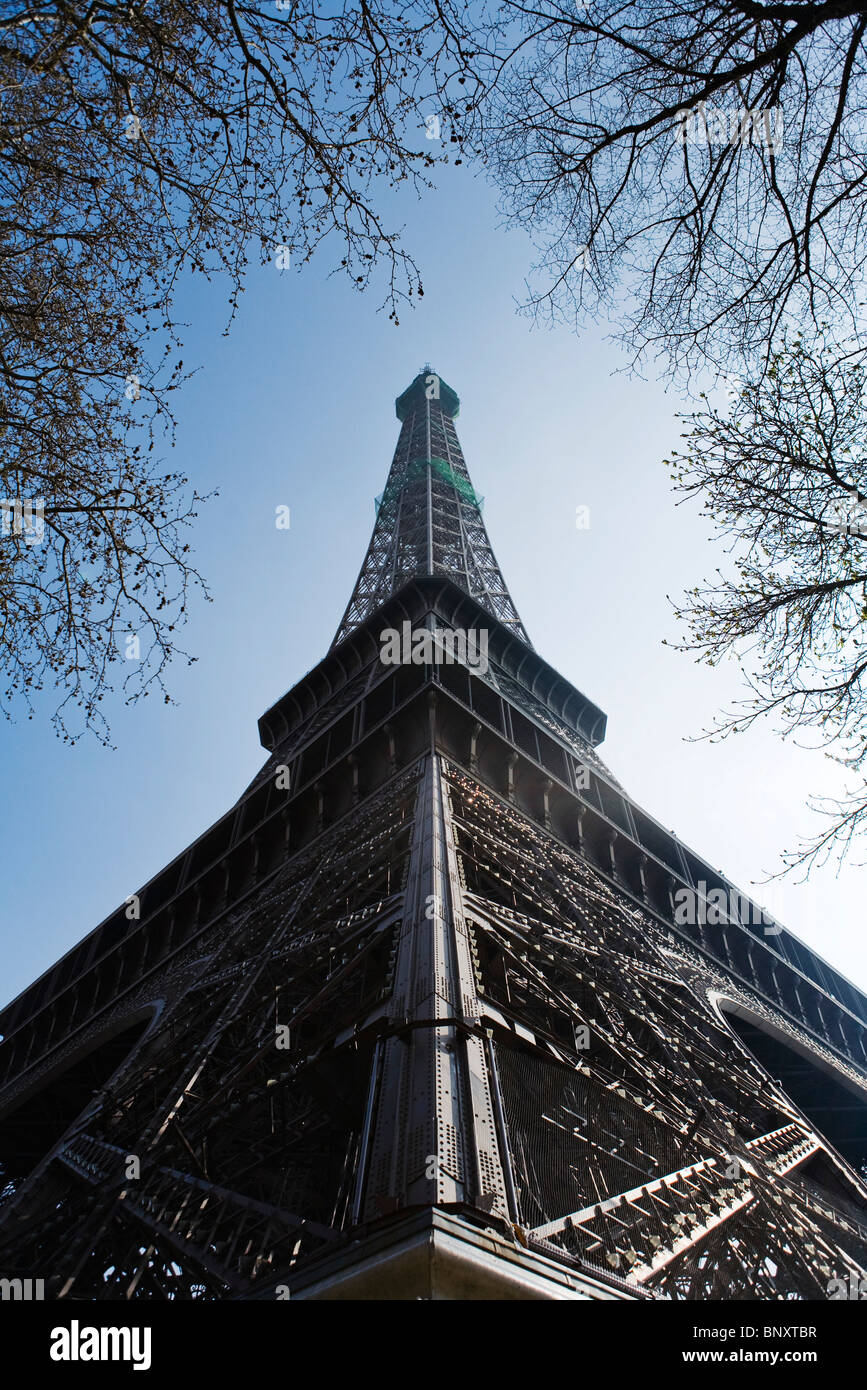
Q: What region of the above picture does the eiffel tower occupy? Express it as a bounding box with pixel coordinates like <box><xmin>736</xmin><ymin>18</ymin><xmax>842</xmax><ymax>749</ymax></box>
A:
<box><xmin>2</xmin><ymin>368</ymin><xmax>867</xmax><ymax>1301</ymax></box>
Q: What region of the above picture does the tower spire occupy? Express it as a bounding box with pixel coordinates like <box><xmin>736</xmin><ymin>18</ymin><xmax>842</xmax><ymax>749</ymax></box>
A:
<box><xmin>331</xmin><ymin>369</ymin><xmax>531</xmax><ymax>649</ymax></box>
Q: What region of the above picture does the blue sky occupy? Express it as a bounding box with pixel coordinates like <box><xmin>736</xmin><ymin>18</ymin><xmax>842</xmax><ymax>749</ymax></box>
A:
<box><xmin>1</xmin><ymin>160</ymin><xmax>862</xmax><ymax>1012</ymax></box>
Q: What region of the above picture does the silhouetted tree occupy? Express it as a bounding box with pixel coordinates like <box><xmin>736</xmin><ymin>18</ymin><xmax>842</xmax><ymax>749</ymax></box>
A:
<box><xmin>482</xmin><ymin>0</ymin><xmax>867</xmax><ymax>374</ymax></box>
<box><xmin>667</xmin><ymin>336</ymin><xmax>867</xmax><ymax>869</ymax></box>
<box><xmin>0</xmin><ymin>0</ymin><xmax>477</xmax><ymax>738</ymax></box>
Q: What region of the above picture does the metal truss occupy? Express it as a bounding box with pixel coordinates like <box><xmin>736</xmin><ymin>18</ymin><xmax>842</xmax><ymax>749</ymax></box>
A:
<box><xmin>442</xmin><ymin>762</ymin><xmax>867</xmax><ymax>1299</ymax></box>
<box><xmin>4</xmin><ymin>744</ymin><xmax>867</xmax><ymax>1300</ymax></box>
<box><xmin>0</xmin><ymin>768</ymin><xmax>422</xmax><ymax>1298</ymax></box>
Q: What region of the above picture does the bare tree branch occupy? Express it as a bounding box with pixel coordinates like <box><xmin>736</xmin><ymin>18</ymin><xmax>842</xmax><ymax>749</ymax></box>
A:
<box><xmin>480</xmin><ymin>0</ymin><xmax>867</xmax><ymax>375</ymax></box>
<box><xmin>0</xmin><ymin>0</ymin><xmax>480</xmax><ymax>739</ymax></box>
<box><xmin>665</xmin><ymin>334</ymin><xmax>867</xmax><ymax>870</ymax></box>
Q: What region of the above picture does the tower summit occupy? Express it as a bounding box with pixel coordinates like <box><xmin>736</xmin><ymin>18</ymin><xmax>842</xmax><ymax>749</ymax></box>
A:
<box><xmin>2</xmin><ymin>373</ymin><xmax>867</xmax><ymax>1300</ymax></box>
<box><xmin>333</xmin><ymin>369</ymin><xmax>530</xmax><ymax>648</ymax></box>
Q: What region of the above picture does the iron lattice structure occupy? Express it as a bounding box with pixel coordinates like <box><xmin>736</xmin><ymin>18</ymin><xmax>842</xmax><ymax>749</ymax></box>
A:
<box><xmin>332</xmin><ymin>369</ymin><xmax>530</xmax><ymax>648</ymax></box>
<box><xmin>1</xmin><ymin>371</ymin><xmax>867</xmax><ymax>1300</ymax></box>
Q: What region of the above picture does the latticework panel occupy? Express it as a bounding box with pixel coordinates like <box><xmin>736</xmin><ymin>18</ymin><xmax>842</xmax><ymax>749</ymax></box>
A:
<box><xmin>442</xmin><ymin>761</ymin><xmax>867</xmax><ymax>1299</ymax></box>
<box><xmin>0</xmin><ymin>767</ymin><xmax>422</xmax><ymax>1298</ymax></box>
